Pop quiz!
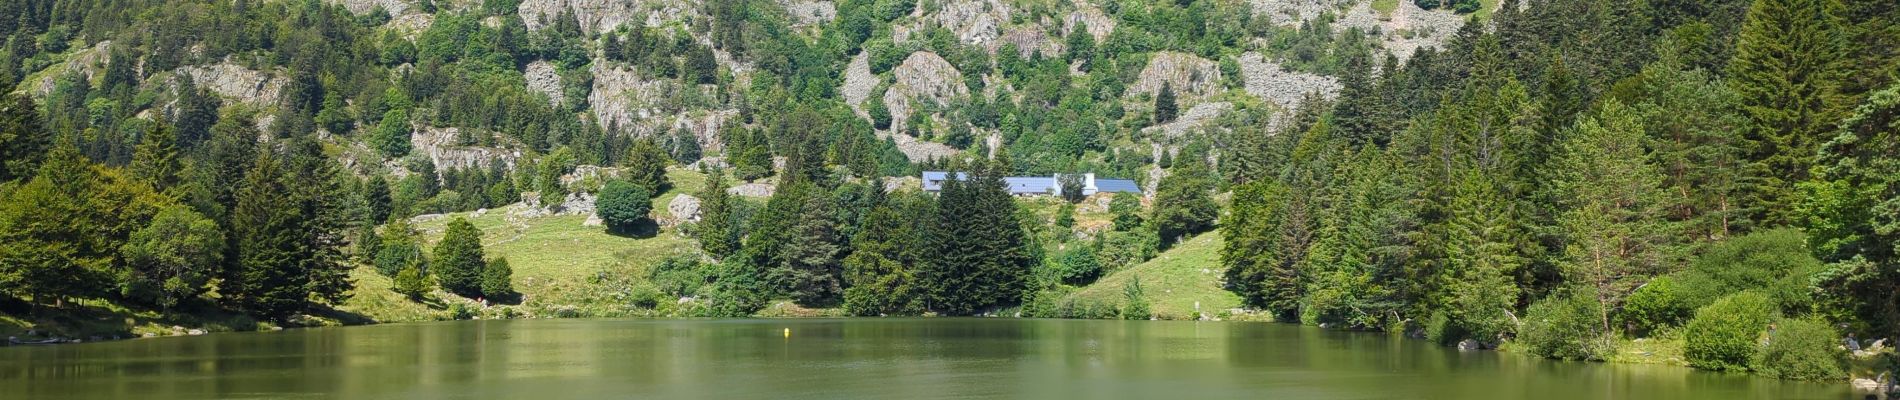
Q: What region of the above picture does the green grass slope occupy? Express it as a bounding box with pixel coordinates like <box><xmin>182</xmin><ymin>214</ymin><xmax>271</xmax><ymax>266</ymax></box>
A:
<box><xmin>1062</xmin><ymin>232</ymin><xmax>1239</xmax><ymax>320</ymax></box>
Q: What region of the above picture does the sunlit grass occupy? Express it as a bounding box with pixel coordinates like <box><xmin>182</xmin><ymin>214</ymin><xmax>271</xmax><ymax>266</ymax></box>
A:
<box><xmin>1063</xmin><ymin>233</ymin><xmax>1238</xmax><ymax>320</ymax></box>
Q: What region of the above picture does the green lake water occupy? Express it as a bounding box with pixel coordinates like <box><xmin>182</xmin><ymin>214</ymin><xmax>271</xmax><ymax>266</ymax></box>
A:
<box><xmin>0</xmin><ymin>318</ymin><xmax>1851</xmax><ymax>399</ymax></box>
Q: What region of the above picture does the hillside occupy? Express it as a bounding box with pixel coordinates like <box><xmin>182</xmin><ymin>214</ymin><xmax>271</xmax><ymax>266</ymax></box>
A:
<box><xmin>1060</xmin><ymin>232</ymin><xmax>1240</xmax><ymax>320</ymax></box>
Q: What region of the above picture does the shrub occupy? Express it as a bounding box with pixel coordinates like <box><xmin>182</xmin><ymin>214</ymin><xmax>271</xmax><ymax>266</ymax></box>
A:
<box><xmin>1450</xmin><ymin>0</ymin><xmax>1479</xmax><ymax>13</ymax></box>
<box><xmin>596</xmin><ymin>180</ymin><xmax>653</xmax><ymax>233</ymax></box>
<box><xmin>1752</xmin><ymin>318</ymin><xmax>1848</xmax><ymax>381</ymax></box>
<box><xmin>1121</xmin><ymin>275</ymin><xmax>1151</xmax><ymax>320</ymax></box>
<box><xmin>1414</xmin><ymin>0</ymin><xmax>1440</xmax><ymax>9</ymax></box>
<box><xmin>1519</xmin><ymin>288</ymin><xmax>1615</xmax><ymax>361</ymax></box>
<box><xmin>1619</xmin><ymin>274</ymin><xmax>1710</xmax><ymax>336</ymax></box>
<box><xmin>1052</xmin><ymin>245</ymin><xmax>1103</xmax><ymax>285</ymax></box>
<box><xmin>1689</xmin><ymin>228</ymin><xmax>1822</xmax><ymax>313</ymax></box>
<box><xmin>1684</xmin><ymin>292</ymin><xmax>1777</xmax><ymax>371</ymax></box>
<box><xmin>393</xmin><ymin>259</ymin><xmax>431</xmax><ymax>301</ymax></box>
<box><xmin>647</xmin><ymin>254</ymin><xmax>707</xmax><ymax>297</ymax></box>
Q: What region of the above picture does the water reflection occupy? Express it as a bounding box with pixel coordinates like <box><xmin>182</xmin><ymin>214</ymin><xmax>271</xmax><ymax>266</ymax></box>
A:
<box><xmin>0</xmin><ymin>318</ymin><xmax>1849</xmax><ymax>399</ymax></box>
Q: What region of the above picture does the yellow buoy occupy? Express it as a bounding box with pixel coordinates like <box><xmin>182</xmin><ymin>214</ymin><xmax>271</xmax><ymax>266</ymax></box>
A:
<box><xmin>783</xmin><ymin>328</ymin><xmax>791</xmax><ymax>338</ymax></box>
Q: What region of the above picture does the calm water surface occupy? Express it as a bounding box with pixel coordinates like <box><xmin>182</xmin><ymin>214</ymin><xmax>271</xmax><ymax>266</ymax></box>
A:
<box><xmin>0</xmin><ymin>318</ymin><xmax>1851</xmax><ymax>399</ymax></box>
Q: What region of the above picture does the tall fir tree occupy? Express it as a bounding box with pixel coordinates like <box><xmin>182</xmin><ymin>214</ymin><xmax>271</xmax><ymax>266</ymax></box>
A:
<box><xmin>227</xmin><ymin>151</ymin><xmax>310</xmax><ymax>317</ymax></box>
<box><xmin>697</xmin><ymin>168</ymin><xmax>740</xmax><ymax>259</ymax></box>
<box><xmin>0</xmin><ymin>93</ymin><xmax>48</xmax><ymax>182</ymax></box>
<box><xmin>1727</xmin><ymin>0</ymin><xmax>1849</xmax><ymax>225</ymax></box>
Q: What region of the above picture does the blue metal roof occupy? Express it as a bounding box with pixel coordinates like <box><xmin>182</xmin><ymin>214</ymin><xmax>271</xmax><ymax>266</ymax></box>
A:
<box><xmin>921</xmin><ymin>171</ymin><xmax>1142</xmax><ymax>195</ymax></box>
<box><xmin>1004</xmin><ymin>177</ymin><xmax>1056</xmax><ymax>195</ymax></box>
<box><xmin>1094</xmin><ymin>179</ymin><xmax>1142</xmax><ymax>194</ymax></box>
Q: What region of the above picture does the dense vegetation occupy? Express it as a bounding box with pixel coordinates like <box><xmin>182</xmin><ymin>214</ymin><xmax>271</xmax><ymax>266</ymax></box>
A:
<box><xmin>0</xmin><ymin>0</ymin><xmax>1891</xmax><ymax>383</ymax></box>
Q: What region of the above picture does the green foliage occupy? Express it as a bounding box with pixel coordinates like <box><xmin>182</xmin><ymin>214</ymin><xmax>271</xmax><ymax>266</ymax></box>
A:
<box><xmin>1729</xmin><ymin>0</ymin><xmax>1849</xmax><ymax>225</ymax></box>
<box><xmin>1619</xmin><ymin>275</ymin><xmax>1703</xmax><ymax>336</ymax></box>
<box><xmin>1121</xmin><ymin>275</ymin><xmax>1150</xmax><ymax>320</ymax></box>
<box><xmin>432</xmin><ymin>217</ymin><xmax>487</xmax><ymax>298</ymax></box>
<box><xmin>481</xmin><ymin>257</ymin><xmax>513</xmax><ymax>299</ymax></box>
<box><xmin>918</xmin><ymin>164</ymin><xmax>1034</xmax><ymax>315</ymax></box>
<box><xmin>622</xmin><ymin>138</ymin><xmax>671</xmax><ymax>193</ymax></box>
<box><xmin>1684</xmin><ymin>292</ymin><xmax>1777</xmax><ymax>371</ymax></box>
<box><xmin>1153</xmin><ymin>82</ymin><xmax>1179</xmax><ymax>124</ymax></box>
<box><xmin>1803</xmin><ymin>83</ymin><xmax>1900</xmax><ymax>334</ymax></box>
<box><xmin>1152</xmin><ymin>154</ymin><xmax>1217</xmax><ymax>248</ymax></box>
<box><xmin>393</xmin><ymin>258</ymin><xmax>431</xmax><ymax>301</ymax></box>
<box><xmin>1108</xmin><ymin>192</ymin><xmax>1144</xmax><ymax>231</ymax></box>
<box><xmin>1519</xmin><ymin>287</ymin><xmax>1616</xmax><ymax>361</ymax></box>
<box><xmin>697</xmin><ymin>170</ymin><xmax>740</xmax><ymax>259</ymax></box>
<box><xmin>596</xmin><ymin>180</ymin><xmax>654</xmax><ymax>233</ymax></box>
<box><xmin>647</xmin><ymin>254</ymin><xmax>706</xmax><ymax>298</ymax></box>
<box><xmin>1751</xmin><ymin>318</ymin><xmax>1848</xmax><ymax>381</ymax></box>
<box><xmin>1450</xmin><ymin>0</ymin><xmax>1480</xmax><ymax>13</ymax></box>
<box><xmin>371</xmin><ymin>109</ymin><xmax>412</xmax><ymax>157</ymax></box>
<box><xmin>374</xmin><ymin>220</ymin><xmax>425</xmax><ymax>276</ymax></box>
<box><xmin>1052</xmin><ymin>244</ymin><xmax>1104</xmax><ymax>286</ymax></box>
<box><xmin>117</xmin><ymin>205</ymin><xmax>223</xmax><ymax>309</ymax></box>
<box><xmin>0</xmin><ymin>93</ymin><xmax>48</xmax><ymax>183</ymax></box>
<box><xmin>1688</xmin><ymin>228</ymin><xmax>1823</xmax><ymax>312</ymax></box>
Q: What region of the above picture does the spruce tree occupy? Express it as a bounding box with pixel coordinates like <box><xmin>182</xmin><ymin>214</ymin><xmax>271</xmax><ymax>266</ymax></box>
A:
<box><xmin>366</xmin><ymin>175</ymin><xmax>393</xmax><ymax>224</ymax></box>
<box><xmin>228</xmin><ymin>151</ymin><xmax>310</xmax><ymax>317</ymax></box>
<box><xmin>1805</xmin><ymin>83</ymin><xmax>1900</xmax><ymax>333</ymax></box>
<box><xmin>131</xmin><ymin>120</ymin><xmax>183</xmax><ymax>193</ymax></box>
<box><xmin>919</xmin><ymin>162</ymin><xmax>1033</xmax><ymax>315</ymax></box>
<box><xmin>623</xmin><ymin>137</ymin><xmax>671</xmax><ymax>193</ymax></box>
<box><xmin>1153</xmin><ymin>151</ymin><xmax>1219</xmax><ymax>249</ymax></box>
<box><xmin>0</xmin><ymin>93</ymin><xmax>47</xmax><ymax>182</ymax></box>
<box><xmin>1728</xmin><ymin>0</ymin><xmax>1848</xmax><ymax>225</ymax></box>
<box><xmin>697</xmin><ymin>169</ymin><xmax>740</xmax><ymax>259</ymax></box>
<box><xmin>481</xmin><ymin>257</ymin><xmax>513</xmax><ymax>299</ymax></box>
<box><xmin>1154</xmin><ymin>82</ymin><xmax>1179</xmax><ymax>124</ymax></box>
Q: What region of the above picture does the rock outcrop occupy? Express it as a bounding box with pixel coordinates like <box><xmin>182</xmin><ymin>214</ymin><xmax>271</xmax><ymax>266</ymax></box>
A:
<box><xmin>589</xmin><ymin>63</ymin><xmax>661</xmax><ymax>129</ymax></box>
<box><xmin>664</xmin><ymin>194</ymin><xmax>702</xmax><ymax>226</ymax></box>
<box><xmin>1335</xmin><ymin>0</ymin><xmax>1469</xmax><ymax>61</ymax></box>
<box><xmin>325</xmin><ymin>0</ymin><xmax>410</xmax><ymax>16</ymax></box>
<box><xmin>34</xmin><ymin>41</ymin><xmax>113</xmax><ymax>96</ymax></box>
<box><xmin>1238</xmin><ymin>52</ymin><xmax>1339</xmax><ymax>111</ymax></box>
<box><xmin>174</xmin><ymin>61</ymin><xmax>287</xmax><ymax>107</ymax></box>
<box><xmin>882</xmin><ymin>52</ymin><xmax>967</xmax><ymax>133</ymax></box>
<box><xmin>518</xmin><ymin>0</ymin><xmax>696</xmax><ymax>34</ymax></box>
<box><xmin>840</xmin><ymin>52</ymin><xmax>879</xmax><ymax>109</ymax></box>
<box><xmin>780</xmin><ymin>0</ymin><xmax>837</xmax><ymax>27</ymax></box>
<box><xmin>524</xmin><ymin>60</ymin><xmax>565</xmax><ymax>106</ymax></box>
<box><xmin>1127</xmin><ymin>52</ymin><xmax>1223</xmax><ymax>100</ymax></box>
<box><xmin>728</xmin><ymin>182</ymin><xmax>776</xmax><ymax>198</ymax></box>
<box><xmin>1248</xmin><ymin>0</ymin><xmax>1355</xmax><ymax>27</ymax></box>
<box><xmin>927</xmin><ymin>0</ymin><xmax>1012</xmax><ymax>47</ymax></box>
<box><xmin>1064</xmin><ymin>1</ymin><xmax>1116</xmax><ymax>40</ymax></box>
<box><xmin>1142</xmin><ymin>102</ymin><xmax>1234</xmax><ymax>138</ymax></box>
<box><xmin>411</xmin><ymin>127</ymin><xmax>522</xmax><ymax>170</ymax></box>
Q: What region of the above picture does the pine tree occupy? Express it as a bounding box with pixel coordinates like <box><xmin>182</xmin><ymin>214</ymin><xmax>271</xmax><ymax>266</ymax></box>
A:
<box><xmin>776</xmin><ymin>188</ymin><xmax>844</xmax><ymax>306</ymax></box>
<box><xmin>697</xmin><ymin>169</ymin><xmax>740</xmax><ymax>259</ymax></box>
<box><xmin>1728</xmin><ymin>0</ymin><xmax>1848</xmax><ymax>225</ymax></box>
<box><xmin>1554</xmin><ymin>100</ymin><xmax>1674</xmax><ymax>333</ymax></box>
<box><xmin>1804</xmin><ymin>83</ymin><xmax>1900</xmax><ymax>333</ymax></box>
<box><xmin>623</xmin><ymin>137</ymin><xmax>671</xmax><ymax>193</ymax></box>
<box><xmin>393</xmin><ymin>257</ymin><xmax>431</xmax><ymax>301</ymax></box>
<box><xmin>0</xmin><ymin>93</ymin><xmax>47</xmax><ymax>182</ymax></box>
<box><xmin>919</xmin><ymin>162</ymin><xmax>1033</xmax><ymax>315</ymax></box>
<box><xmin>0</xmin><ymin>144</ymin><xmax>113</xmax><ymax>305</ymax></box>
<box><xmin>227</xmin><ymin>151</ymin><xmax>310</xmax><ymax>317</ymax></box>
<box><xmin>366</xmin><ymin>175</ymin><xmax>392</xmax><ymax>224</ymax></box>
<box><xmin>433</xmin><ymin>217</ymin><xmax>487</xmax><ymax>298</ymax></box>
<box><xmin>1154</xmin><ymin>82</ymin><xmax>1179</xmax><ymax>124</ymax></box>
<box><xmin>284</xmin><ymin>139</ymin><xmax>354</xmax><ymax>305</ymax></box>
<box><xmin>481</xmin><ymin>257</ymin><xmax>513</xmax><ymax>299</ymax></box>
<box><xmin>131</xmin><ymin>120</ymin><xmax>183</xmax><ymax>194</ymax></box>
<box><xmin>842</xmin><ymin>192</ymin><xmax>930</xmax><ymax>316</ymax></box>
<box><xmin>171</xmin><ymin>77</ymin><xmax>222</xmax><ymax>149</ymax></box>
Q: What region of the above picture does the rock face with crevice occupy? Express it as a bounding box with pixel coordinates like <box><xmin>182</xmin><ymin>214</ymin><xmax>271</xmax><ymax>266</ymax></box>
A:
<box><xmin>589</xmin><ymin>63</ymin><xmax>665</xmax><ymax>129</ymax></box>
<box><xmin>1143</xmin><ymin>102</ymin><xmax>1235</xmax><ymax>138</ymax></box>
<box><xmin>1127</xmin><ymin>51</ymin><xmax>1224</xmax><ymax>100</ymax></box>
<box><xmin>1063</xmin><ymin>1</ymin><xmax>1116</xmax><ymax>40</ymax></box>
<box><xmin>882</xmin><ymin>52</ymin><xmax>968</xmax><ymax>133</ymax></box>
<box><xmin>174</xmin><ymin>61</ymin><xmax>287</xmax><ymax>107</ymax></box>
